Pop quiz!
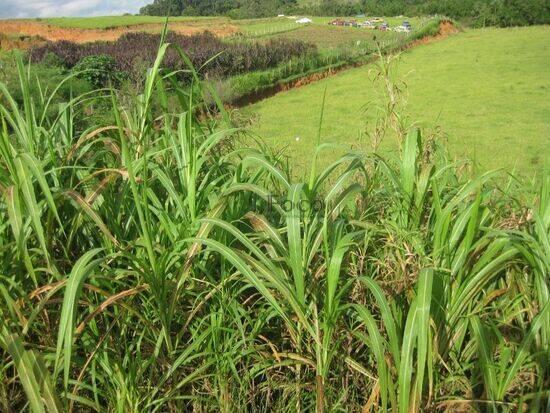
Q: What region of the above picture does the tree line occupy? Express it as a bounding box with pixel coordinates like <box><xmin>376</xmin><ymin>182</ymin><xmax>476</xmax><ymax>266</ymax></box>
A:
<box><xmin>139</xmin><ymin>0</ymin><xmax>298</xmax><ymax>19</ymax></box>
<box><xmin>139</xmin><ymin>0</ymin><xmax>549</xmax><ymax>27</ymax></box>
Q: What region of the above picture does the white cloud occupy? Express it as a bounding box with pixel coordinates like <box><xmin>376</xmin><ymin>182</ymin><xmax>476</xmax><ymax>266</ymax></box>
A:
<box><xmin>0</xmin><ymin>0</ymin><xmax>151</xmax><ymax>18</ymax></box>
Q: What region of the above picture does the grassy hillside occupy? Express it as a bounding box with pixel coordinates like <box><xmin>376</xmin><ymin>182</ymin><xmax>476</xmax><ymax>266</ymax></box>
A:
<box><xmin>245</xmin><ymin>25</ymin><xmax>550</xmax><ymax>175</ymax></box>
<box><xmin>42</xmin><ymin>15</ymin><xmax>219</xmax><ymax>29</ymax></box>
<box><xmin>41</xmin><ymin>15</ymin><xmax>421</xmax><ymax>34</ymax></box>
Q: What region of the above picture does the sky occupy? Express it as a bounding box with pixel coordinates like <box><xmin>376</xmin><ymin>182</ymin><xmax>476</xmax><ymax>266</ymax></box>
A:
<box><xmin>0</xmin><ymin>0</ymin><xmax>151</xmax><ymax>18</ymax></box>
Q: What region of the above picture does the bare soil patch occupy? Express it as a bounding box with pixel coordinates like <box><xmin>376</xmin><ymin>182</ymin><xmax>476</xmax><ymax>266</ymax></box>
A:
<box><xmin>409</xmin><ymin>20</ymin><xmax>459</xmax><ymax>47</ymax></box>
<box><xmin>0</xmin><ymin>20</ymin><xmax>239</xmax><ymax>47</ymax></box>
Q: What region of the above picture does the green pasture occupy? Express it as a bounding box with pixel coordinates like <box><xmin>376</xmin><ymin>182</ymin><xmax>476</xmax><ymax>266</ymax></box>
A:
<box><xmin>42</xmin><ymin>15</ymin><xmax>220</xmax><ymax>29</ymax></box>
<box><xmin>245</xmin><ymin>25</ymin><xmax>550</xmax><ymax>175</ymax></box>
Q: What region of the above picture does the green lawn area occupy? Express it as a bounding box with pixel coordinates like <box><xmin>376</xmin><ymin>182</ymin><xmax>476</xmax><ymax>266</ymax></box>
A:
<box><xmin>42</xmin><ymin>15</ymin><xmax>220</xmax><ymax>29</ymax></box>
<box><xmin>245</xmin><ymin>26</ymin><xmax>550</xmax><ymax>176</ymax></box>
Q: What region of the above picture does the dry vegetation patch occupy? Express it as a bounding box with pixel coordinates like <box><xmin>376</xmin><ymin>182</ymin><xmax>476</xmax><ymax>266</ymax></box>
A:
<box><xmin>0</xmin><ymin>20</ymin><xmax>239</xmax><ymax>46</ymax></box>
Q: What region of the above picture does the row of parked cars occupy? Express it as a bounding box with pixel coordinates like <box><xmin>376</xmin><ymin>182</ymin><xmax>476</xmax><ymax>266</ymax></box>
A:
<box><xmin>329</xmin><ymin>18</ymin><xmax>412</xmax><ymax>33</ymax></box>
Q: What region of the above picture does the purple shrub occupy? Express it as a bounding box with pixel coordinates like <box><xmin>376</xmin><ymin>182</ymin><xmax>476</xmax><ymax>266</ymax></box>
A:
<box><xmin>29</xmin><ymin>32</ymin><xmax>317</xmax><ymax>81</ymax></box>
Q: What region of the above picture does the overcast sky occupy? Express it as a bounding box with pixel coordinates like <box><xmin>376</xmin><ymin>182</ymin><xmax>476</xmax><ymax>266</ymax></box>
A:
<box><xmin>0</xmin><ymin>0</ymin><xmax>151</xmax><ymax>18</ymax></box>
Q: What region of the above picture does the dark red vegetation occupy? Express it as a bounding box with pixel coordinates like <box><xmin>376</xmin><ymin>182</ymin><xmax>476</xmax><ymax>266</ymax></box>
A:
<box><xmin>30</xmin><ymin>31</ymin><xmax>317</xmax><ymax>80</ymax></box>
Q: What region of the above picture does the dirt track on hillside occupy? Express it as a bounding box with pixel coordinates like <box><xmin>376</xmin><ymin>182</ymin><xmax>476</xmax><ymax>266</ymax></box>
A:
<box><xmin>0</xmin><ymin>20</ymin><xmax>240</xmax><ymax>45</ymax></box>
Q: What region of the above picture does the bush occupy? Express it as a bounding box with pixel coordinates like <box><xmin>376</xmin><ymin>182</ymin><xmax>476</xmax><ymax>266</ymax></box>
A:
<box><xmin>40</xmin><ymin>51</ymin><xmax>64</xmax><ymax>68</ymax></box>
<box><xmin>73</xmin><ymin>54</ymin><xmax>121</xmax><ymax>88</ymax></box>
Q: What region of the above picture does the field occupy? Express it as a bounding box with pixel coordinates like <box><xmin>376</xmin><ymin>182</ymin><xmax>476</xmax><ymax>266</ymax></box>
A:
<box><xmin>234</xmin><ymin>17</ymin><xmax>427</xmax><ymax>49</ymax></box>
<box><xmin>237</xmin><ymin>19</ymin><xmax>416</xmax><ymax>52</ymax></box>
<box><xmin>0</xmin><ymin>11</ymin><xmax>548</xmax><ymax>413</ymax></box>
<box><xmin>0</xmin><ymin>15</ymin><xmax>425</xmax><ymax>49</ymax></box>
<box><xmin>40</xmin><ymin>14</ymin><xmax>420</xmax><ymax>31</ymax></box>
<box><xmin>0</xmin><ymin>19</ymin><xmax>240</xmax><ymax>44</ymax></box>
<box><xmin>42</xmin><ymin>15</ymin><xmax>219</xmax><ymax>29</ymax></box>
<box><xmin>245</xmin><ymin>25</ymin><xmax>550</xmax><ymax>175</ymax></box>
<box><xmin>270</xmin><ymin>24</ymin><xmax>404</xmax><ymax>48</ymax></box>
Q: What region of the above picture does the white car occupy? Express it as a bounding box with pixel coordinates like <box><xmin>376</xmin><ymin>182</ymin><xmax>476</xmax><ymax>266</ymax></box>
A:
<box><xmin>394</xmin><ymin>25</ymin><xmax>412</xmax><ymax>33</ymax></box>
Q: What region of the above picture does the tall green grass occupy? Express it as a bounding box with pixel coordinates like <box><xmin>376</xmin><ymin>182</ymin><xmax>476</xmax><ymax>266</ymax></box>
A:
<box><xmin>0</xmin><ymin>37</ymin><xmax>548</xmax><ymax>412</ymax></box>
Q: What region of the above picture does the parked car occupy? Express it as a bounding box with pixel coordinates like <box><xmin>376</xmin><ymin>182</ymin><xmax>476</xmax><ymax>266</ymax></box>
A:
<box><xmin>378</xmin><ymin>23</ymin><xmax>390</xmax><ymax>31</ymax></box>
<box><xmin>394</xmin><ymin>25</ymin><xmax>412</xmax><ymax>33</ymax></box>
